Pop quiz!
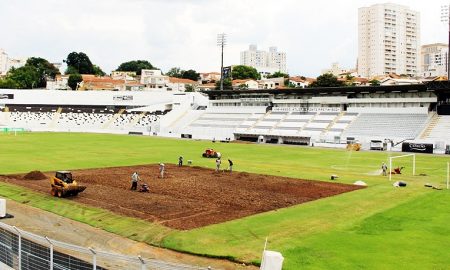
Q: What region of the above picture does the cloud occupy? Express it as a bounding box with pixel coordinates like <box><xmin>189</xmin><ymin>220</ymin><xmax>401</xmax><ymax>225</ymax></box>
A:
<box><xmin>0</xmin><ymin>0</ymin><xmax>447</xmax><ymax>77</ymax></box>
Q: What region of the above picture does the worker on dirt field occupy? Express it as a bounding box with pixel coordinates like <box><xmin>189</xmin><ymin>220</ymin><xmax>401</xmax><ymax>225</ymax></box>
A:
<box><xmin>130</xmin><ymin>172</ymin><xmax>141</xmax><ymax>190</ymax></box>
<box><xmin>215</xmin><ymin>157</ymin><xmax>221</xmax><ymax>172</ymax></box>
<box><xmin>159</xmin><ymin>163</ymin><xmax>165</xmax><ymax>178</ymax></box>
<box><xmin>381</xmin><ymin>162</ymin><xmax>388</xmax><ymax>176</ymax></box>
<box><xmin>228</xmin><ymin>159</ymin><xmax>233</xmax><ymax>173</ymax></box>
<box><xmin>178</xmin><ymin>156</ymin><xmax>183</xmax><ymax>167</ymax></box>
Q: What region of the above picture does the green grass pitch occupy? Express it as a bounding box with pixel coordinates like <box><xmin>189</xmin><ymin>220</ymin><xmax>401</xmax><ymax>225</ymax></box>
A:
<box><xmin>0</xmin><ymin>132</ymin><xmax>449</xmax><ymax>269</ymax></box>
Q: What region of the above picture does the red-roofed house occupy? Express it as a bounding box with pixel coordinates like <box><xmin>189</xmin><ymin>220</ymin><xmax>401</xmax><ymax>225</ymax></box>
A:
<box><xmin>289</xmin><ymin>77</ymin><xmax>310</xmax><ymax>88</ymax></box>
<box><xmin>200</xmin><ymin>72</ymin><xmax>221</xmax><ymax>83</ymax></box>
<box><xmin>232</xmin><ymin>79</ymin><xmax>258</xmax><ymax>89</ymax></box>
<box><xmin>167</xmin><ymin>77</ymin><xmax>198</xmax><ymax>92</ymax></box>
<box><xmin>80</xmin><ymin>75</ymin><xmax>125</xmax><ymax>91</ymax></box>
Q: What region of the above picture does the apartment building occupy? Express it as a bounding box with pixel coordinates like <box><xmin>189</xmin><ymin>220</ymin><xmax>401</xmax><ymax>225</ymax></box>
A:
<box><xmin>240</xmin><ymin>45</ymin><xmax>287</xmax><ymax>76</ymax></box>
<box><xmin>140</xmin><ymin>69</ymin><xmax>169</xmax><ymax>89</ymax></box>
<box><xmin>420</xmin><ymin>43</ymin><xmax>448</xmax><ymax>77</ymax></box>
<box><xmin>358</xmin><ymin>3</ymin><xmax>420</xmax><ymax>77</ymax></box>
<box><xmin>0</xmin><ymin>49</ymin><xmax>7</xmax><ymax>76</ymax></box>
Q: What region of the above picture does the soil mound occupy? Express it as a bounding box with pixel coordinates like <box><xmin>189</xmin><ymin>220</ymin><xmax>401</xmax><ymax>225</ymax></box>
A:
<box><xmin>23</xmin><ymin>171</ymin><xmax>47</xmax><ymax>180</ymax></box>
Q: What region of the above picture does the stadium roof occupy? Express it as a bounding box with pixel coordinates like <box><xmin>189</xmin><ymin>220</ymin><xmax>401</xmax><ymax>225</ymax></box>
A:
<box><xmin>203</xmin><ymin>81</ymin><xmax>450</xmax><ymax>98</ymax></box>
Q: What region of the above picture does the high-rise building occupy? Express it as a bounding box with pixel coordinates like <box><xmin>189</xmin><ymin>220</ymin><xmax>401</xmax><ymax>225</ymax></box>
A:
<box><xmin>0</xmin><ymin>49</ymin><xmax>8</xmax><ymax>76</ymax></box>
<box><xmin>358</xmin><ymin>3</ymin><xmax>420</xmax><ymax>78</ymax></box>
<box><xmin>240</xmin><ymin>45</ymin><xmax>287</xmax><ymax>76</ymax></box>
<box><xmin>420</xmin><ymin>43</ymin><xmax>448</xmax><ymax>77</ymax></box>
<box><xmin>0</xmin><ymin>49</ymin><xmax>27</xmax><ymax>76</ymax></box>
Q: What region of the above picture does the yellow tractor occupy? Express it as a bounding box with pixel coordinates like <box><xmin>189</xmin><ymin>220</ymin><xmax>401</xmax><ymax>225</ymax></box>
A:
<box><xmin>50</xmin><ymin>171</ymin><xmax>86</xmax><ymax>197</ymax></box>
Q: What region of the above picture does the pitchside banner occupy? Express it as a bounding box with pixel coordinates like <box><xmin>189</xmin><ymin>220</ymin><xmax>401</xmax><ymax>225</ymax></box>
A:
<box><xmin>402</xmin><ymin>142</ymin><xmax>433</xmax><ymax>154</ymax></box>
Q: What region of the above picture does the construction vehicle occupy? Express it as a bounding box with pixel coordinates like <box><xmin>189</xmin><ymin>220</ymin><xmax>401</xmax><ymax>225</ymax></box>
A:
<box><xmin>50</xmin><ymin>171</ymin><xmax>86</xmax><ymax>197</ymax></box>
<box><xmin>202</xmin><ymin>148</ymin><xmax>221</xmax><ymax>158</ymax></box>
<box><xmin>346</xmin><ymin>143</ymin><xmax>361</xmax><ymax>151</ymax></box>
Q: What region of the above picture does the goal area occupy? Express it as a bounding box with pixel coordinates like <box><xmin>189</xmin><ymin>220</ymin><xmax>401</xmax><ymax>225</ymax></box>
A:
<box><xmin>389</xmin><ymin>154</ymin><xmax>415</xmax><ymax>181</ymax></box>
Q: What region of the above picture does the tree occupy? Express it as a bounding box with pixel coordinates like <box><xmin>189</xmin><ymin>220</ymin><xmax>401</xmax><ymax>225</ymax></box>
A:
<box><xmin>25</xmin><ymin>57</ymin><xmax>60</xmax><ymax>87</ymax></box>
<box><xmin>68</xmin><ymin>74</ymin><xmax>83</xmax><ymax>90</ymax></box>
<box><xmin>166</xmin><ymin>67</ymin><xmax>183</xmax><ymax>78</ymax></box>
<box><xmin>93</xmin><ymin>65</ymin><xmax>105</xmax><ymax>76</ymax></box>
<box><xmin>7</xmin><ymin>66</ymin><xmax>40</xmax><ymax>89</ymax></box>
<box><xmin>237</xmin><ymin>84</ymin><xmax>249</xmax><ymax>90</ymax></box>
<box><xmin>268</xmin><ymin>71</ymin><xmax>289</xmax><ymax>78</ymax></box>
<box><xmin>231</xmin><ymin>65</ymin><xmax>261</xmax><ymax>80</ymax></box>
<box><xmin>309</xmin><ymin>73</ymin><xmax>344</xmax><ymax>87</ymax></box>
<box><xmin>185</xmin><ymin>84</ymin><xmax>195</xmax><ymax>92</ymax></box>
<box><xmin>181</xmin><ymin>69</ymin><xmax>200</xmax><ymax>81</ymax></box>
<box><xmin>369</xmin><ymin>79</ymin><xmax>381</xmax><ymax>86</ymax></box>
<box><xmin>64</xmin><ymin>52</ymin><xmax>94</xmax><ymax>74</ymax></box>
<box><xmin>215</xmin><ymin>78</ymin><xmax>232</xmax><ymax>90</ymax></box>
<box><xmin>116</xmin><ymin>60</ymin><xmax>155</xmax><ymax>75</ymax></box>
<box><xmin>0</xmin><ymin>78</ymin><xmax>20</xmax><ymax>89</ymax></box>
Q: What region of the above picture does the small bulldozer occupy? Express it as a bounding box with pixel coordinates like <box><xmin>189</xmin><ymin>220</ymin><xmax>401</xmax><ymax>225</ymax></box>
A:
<box><xmin>50</xmin><ymin>171</ymin><xmax>86</xmax><ymax>197</ymax></box>
<box><xmin>202</xmin><ymin>148</ymin><xmax>221</xmax><ymax>158</ymax></box>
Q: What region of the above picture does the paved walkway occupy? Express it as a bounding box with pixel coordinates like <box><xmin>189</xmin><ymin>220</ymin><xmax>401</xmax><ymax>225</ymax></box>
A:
<box><xmin>1</xmin><ymin>199</ymin><xmax>257</xmax><ymax>270</ymax></box>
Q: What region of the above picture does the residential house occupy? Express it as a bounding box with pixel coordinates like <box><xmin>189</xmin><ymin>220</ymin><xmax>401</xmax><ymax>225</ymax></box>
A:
<box><xmin>289</xmin><ymin>77</ymin><xmax>310</xmax><ymax>88</ymax></box>
<box><xmin>80</xmin><ymin>75</ymin><xmax>125</xmax><ymax>91</ymax></box>
<box><xmin>111</xmin><ymin>71</ymin><xmax>137</xmax><ymax>81</ymax></box>
<box><xmin>232</xmin><ymin>79</ymin><xmax>259</xmax><ymax>89</ymax></box>
<box><xmin>140</xmin><ymin>69</ymin><xmax>169</xmax><ymax>89</ymax></box>
<box><xmin>46</xmin><ymin>75</ymin><xmax>70</xmax><ymax>90</ymax></box>
<box><xmin>258</xmin><ymin>77</ymin><xmax>285</xmax><ymax>89</ymax></box>
<box><xmin>200</xmin><ymin>72</ymin><xmax>221</xmax><ymax>83</ymax></box>
<box><xmin>167</xmin><ymin>77</ymin><xmax>198</xmax><ymax>92</ymax></box>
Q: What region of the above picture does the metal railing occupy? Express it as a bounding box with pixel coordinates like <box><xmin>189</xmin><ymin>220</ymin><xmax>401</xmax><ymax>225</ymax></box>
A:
<box><xmin>0</xmin><ymin>222</ymin><xmax>212</xmax><ymax>270</ymax></box>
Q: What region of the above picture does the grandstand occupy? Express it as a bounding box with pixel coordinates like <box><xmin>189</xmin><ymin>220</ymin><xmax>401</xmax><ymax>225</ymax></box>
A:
<box><xmin>0</xmin><ymin>90</ymin><xmax>208</xmax><ymax>135</ymax></box>
<box><xmin>1</xmin><ymin>82</ymin><xmax>450</xmax><ymax>152</ymax></box>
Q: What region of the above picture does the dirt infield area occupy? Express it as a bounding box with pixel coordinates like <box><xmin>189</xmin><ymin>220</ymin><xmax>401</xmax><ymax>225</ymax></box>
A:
<box><xmin>0</xmin><ymin>165</ymin><xmax>364</xmax><ymax>230</ymax></box>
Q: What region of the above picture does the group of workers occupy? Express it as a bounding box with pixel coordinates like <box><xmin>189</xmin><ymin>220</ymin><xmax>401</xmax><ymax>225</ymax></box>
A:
<box><xmin>130</xmin><ymin>155</ymin><xmax>234</xmax><ymax>191</ymax></box>
<box><xmin>216</xmin><ymin>158</ymin><xmax>233</xmax><ymax>172</ymax></box>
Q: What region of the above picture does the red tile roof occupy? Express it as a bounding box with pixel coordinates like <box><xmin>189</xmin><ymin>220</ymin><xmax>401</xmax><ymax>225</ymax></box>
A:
<box><xmin>169</xmin><ymin>77</ymin><xmax>196</xmax><ymax>84</ymax></box>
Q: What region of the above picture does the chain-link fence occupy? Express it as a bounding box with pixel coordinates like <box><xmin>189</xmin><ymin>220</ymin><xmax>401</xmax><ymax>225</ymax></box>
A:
<box><xmin>0</xmin><ymin>222</ymin><xmax>212</xmax><ymax>270</ymax></box>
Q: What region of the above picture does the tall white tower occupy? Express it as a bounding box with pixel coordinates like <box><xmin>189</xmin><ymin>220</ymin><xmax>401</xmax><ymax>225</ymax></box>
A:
<box><xmin>358</xmin><ymin>3</ymin><xmax>420</xmax><ymax>78</ymax></box>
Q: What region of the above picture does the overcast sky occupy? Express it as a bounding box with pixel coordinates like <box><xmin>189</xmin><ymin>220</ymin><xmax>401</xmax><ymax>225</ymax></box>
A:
<box><xmin>0</xmin><ymin>0</ymin><xmax>448</xmax><ymax>77</ymax></box>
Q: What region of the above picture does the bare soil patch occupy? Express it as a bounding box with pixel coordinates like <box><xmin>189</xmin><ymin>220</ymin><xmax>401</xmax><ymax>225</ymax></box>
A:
<box><xmin>0</xmin><ymin>165</ymin><xmax>364</xmax><ymax>230</ymax></box>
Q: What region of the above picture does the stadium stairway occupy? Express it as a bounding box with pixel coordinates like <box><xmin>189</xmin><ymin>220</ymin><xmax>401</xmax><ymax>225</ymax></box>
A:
<box><xmin>102</xmin><ymin>109</ymin><xmax>125</xmax><ymax>129</ymax></box>
<box><xmin>419</xmin><ymin>112</ymin><xmax>438</xmax><ymax>139</ymax></box>
<box><xmin>246</xmin><ymin>111</ymin><xmax>271</xmax><ymax>132</ymax></box>
<box><xmin>48</xmin><ymin>107</ymin><xmax>62</xmax><ymax>129</ymax></box>
<box><xmin>166</xmin><ymin>110</ymin><xmax>189</xmax><ymax>130</ymax></box>
<box><xmin>127</xmin><ymin>112</ymin><xmax>147</xmax><ymax>128</ymax></box>
<box><xmin>322</xmin><ymin>111</ymin><xmax>345</xmax><ymax>135</ymax></box>
<box><xmin>270</xmin><ymin>111</ymin><xmax>291</xmax><ymax>132</ymax></box>
<box><xmin>419</xmin><ymin>114</ymin><xmax>450</xmax><ymax>143</ymax></box>
<box><xmin>299</xmin><ymin>112</ymin><xmax>318</xmax><ymax>133</ymax></box>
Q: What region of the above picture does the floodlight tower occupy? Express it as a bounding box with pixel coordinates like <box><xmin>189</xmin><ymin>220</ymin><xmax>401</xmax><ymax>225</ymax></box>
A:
<box><xmin>217</xmin><ymin>33</ymin><xmax>227</xmax><ymax>91</ymax></box>
<box><xmin>441</xmin><ymin>5</ymin><xmax>450</xmax><ymax>80</ymax></box>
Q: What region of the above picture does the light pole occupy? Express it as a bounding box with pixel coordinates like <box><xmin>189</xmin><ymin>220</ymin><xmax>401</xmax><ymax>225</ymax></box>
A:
<box><xmin>441</xmin><ymin>5</ymin><xmax>450</xmax><ymax>80</ymax></box>
<box><xmin>217</xmin><ymin>33</ymin><xmax>227</xmax><ymax>91</ymax></box>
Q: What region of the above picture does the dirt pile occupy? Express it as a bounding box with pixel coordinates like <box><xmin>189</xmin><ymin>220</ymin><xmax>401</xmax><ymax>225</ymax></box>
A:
<box><xmin>23</xmin><ymin>171</ymin><xmax>47</xmax><ymax>180</ymax></box>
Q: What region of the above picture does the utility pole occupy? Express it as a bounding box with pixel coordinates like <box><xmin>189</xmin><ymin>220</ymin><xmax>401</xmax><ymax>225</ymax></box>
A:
<box><xmin>217</xmin><ymin>33</ymin><xmax>227</xmax><ymax>91</ymax></box>
<box><xmin>441</xmin><ymin>5</ymin><xmax>450</xmax><ymax>80</ymax></box>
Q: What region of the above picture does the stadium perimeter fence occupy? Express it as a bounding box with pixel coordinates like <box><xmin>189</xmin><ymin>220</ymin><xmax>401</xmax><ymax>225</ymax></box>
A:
<box><xmin>0</xmin><ymin>222</ymin><xmax>212</xmax><ymax>270</ymax></box>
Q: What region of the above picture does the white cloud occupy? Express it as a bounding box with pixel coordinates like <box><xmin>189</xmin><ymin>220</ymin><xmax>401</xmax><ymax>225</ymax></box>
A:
<box><xmin>0</xmin><ymin>0</ymin><xmax>448</xmax><ymax>77</ymax></box>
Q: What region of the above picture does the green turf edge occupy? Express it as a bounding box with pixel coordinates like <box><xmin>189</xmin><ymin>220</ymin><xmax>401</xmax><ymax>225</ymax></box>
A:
<box><xmin>0</xmin><ymin>182</ymin><xmax>260</xmax><ymax>265</ymax></box>
<box><xmin>0</xmin><ymin>182</ymin><xmax>173</xmax><ymax>244</ymax></box>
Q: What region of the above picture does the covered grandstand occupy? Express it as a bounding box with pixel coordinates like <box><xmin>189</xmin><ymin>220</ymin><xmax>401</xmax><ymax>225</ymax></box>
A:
<box><xmin>1</xmin><ymin>82</ymin><xmax>450</xmax><ymax>153</ymax></box>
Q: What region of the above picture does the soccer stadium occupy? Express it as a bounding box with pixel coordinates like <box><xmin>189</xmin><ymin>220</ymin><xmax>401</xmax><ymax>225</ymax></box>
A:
<box><xmin>0</xmin><ymin>81</ymin><xmax>449</xmax><ymax>270</ymax></box>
